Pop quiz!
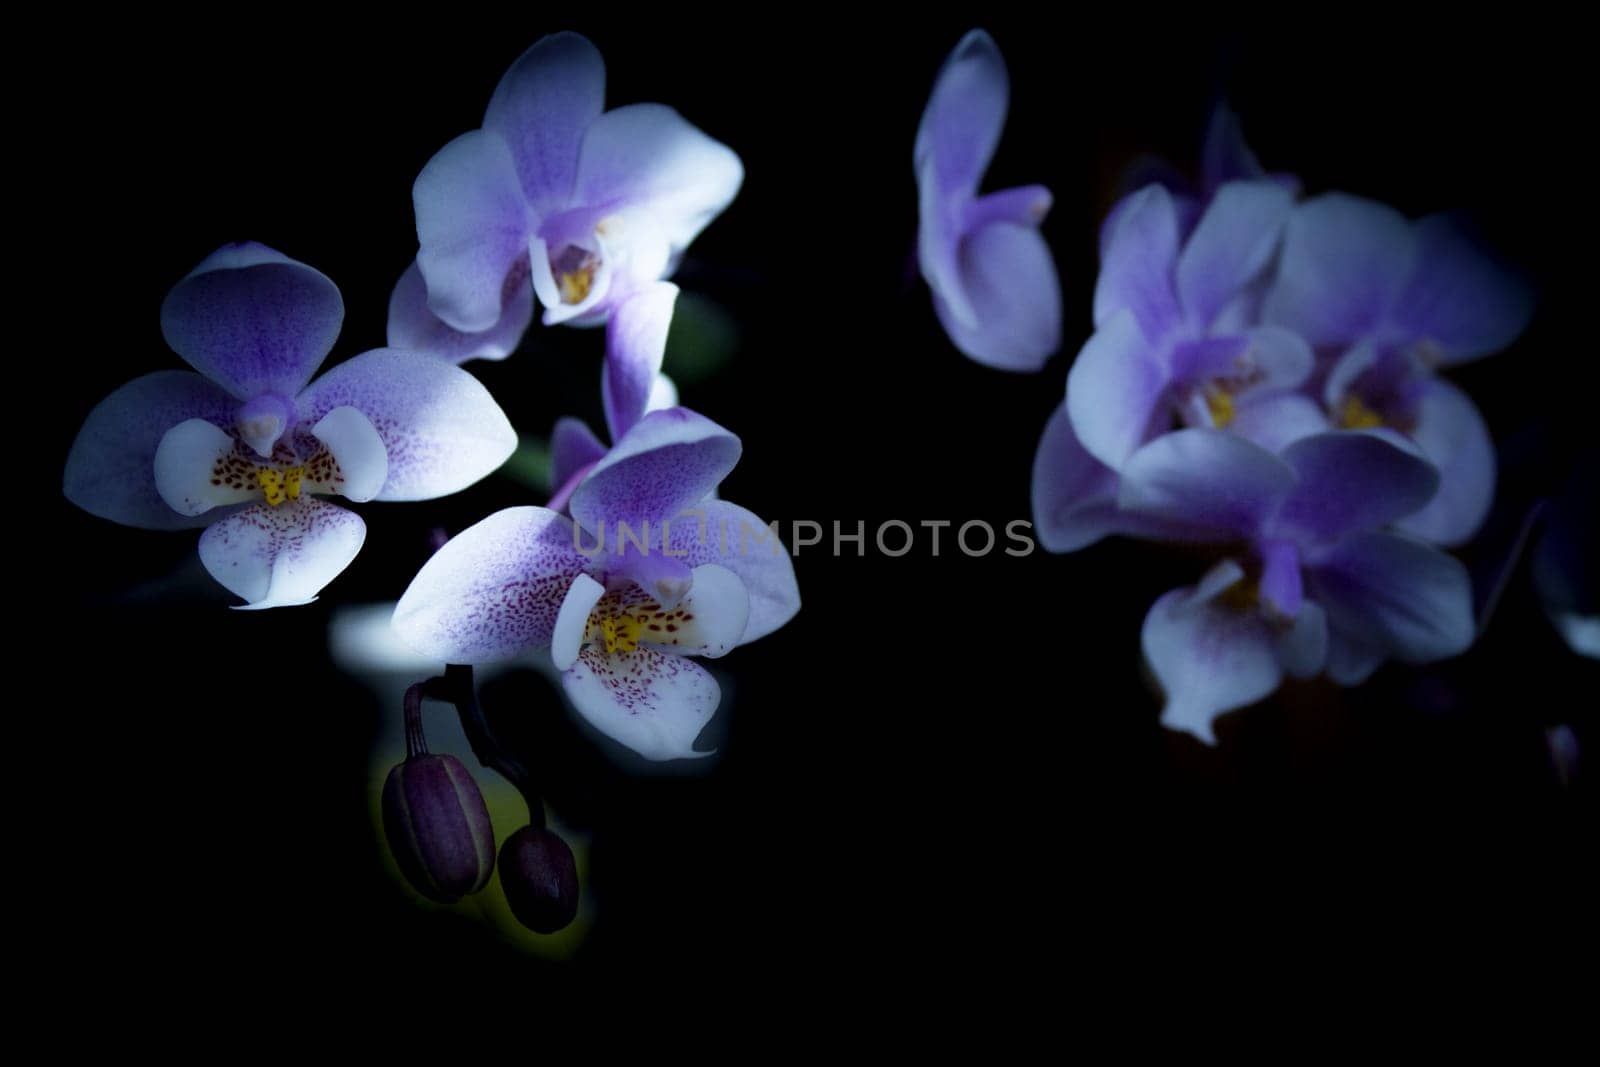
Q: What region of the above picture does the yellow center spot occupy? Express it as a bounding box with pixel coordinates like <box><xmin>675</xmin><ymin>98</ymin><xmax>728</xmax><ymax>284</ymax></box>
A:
<box><xmin>256</xmin><ymin>465</ymin><xmax>305</xmax><ymax>507</ymax></box>
<box><xmin>1338</xmin><ymin>394</ymin><xmax>1385</xmax><ymax>430</ymax></box>
<box><xmin>1205</xmin><ymin>387</ymin><xmax>1236</xmax><ymax>428</ymax></box>
<box><xmin>557</xmin><ymin>262</ymin><xmax>597</xmax><ymax>305</ymax></box>
<box><xmin>1220</xmin><ymin>578</ymin><xmax>1259</xmax><ymax>612</ymax></box>
<box><xmin>598</xmin><ymin>610</ymin><xmax>644</xmax><ymax>654</ymax></box>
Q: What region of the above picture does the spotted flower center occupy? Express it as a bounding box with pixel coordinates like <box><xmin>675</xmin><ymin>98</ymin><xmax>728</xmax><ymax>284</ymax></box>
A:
<box><xmin>584</xmin><ymin>586</ymin><xmax>698</xmax><ymax>655</ymax></box>
<box><xmin>209</xmin><ymin>438</ymin><xmax>345</xmax><ymax>507</ymax></box>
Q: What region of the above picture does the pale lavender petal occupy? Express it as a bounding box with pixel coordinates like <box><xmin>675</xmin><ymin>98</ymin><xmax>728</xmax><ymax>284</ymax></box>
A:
<box><xmin>913</xmin><ymin>29</ymin><xmax>1008</xmax><ymax>200</ymax></box>
<box><xmin>550</xmin><ymin>416</ymin><xmax>607</xmax><ymax>490</ymax></box>
<box><xmin>917</xmin><ymin>156</ymin><xmax>975</xmax><ymax>329</ymax></box>
<box><xmin>1142</xmin><ymin>570</ymin><xmax>1282</xmax><ymax>744</ymax></box>
<box><xmin>160</xmin><ymin>242</ymin><xmax>343</xmax><ymax>399</ymax></box>
<box><xmin>931</xmin><ymin>221</ymin><xmax>1061</xmax><ymax>371</ymax></box>
<box><xmin>413</xmin><ymin>129</ymin><xmax>531</xmax><ymax>333</ymax></box>
<box><xmin>963</xmin><ymin>184</ymin><xmax>1051</xmax><ymax>231</ymax></box>
<box><xmin>198</xmin><ymin>498</ymin><xmax>365</xmax><ymax>610</ymax></box>
<box><xmin>1276</xmin><ymin>600</ymin><xmax>1328</xmax><ymax>679</ymax></box>
<box><xmin>392</xmin><ymin>506</ymin><xmax>588</xmax><ymax>662</ymax></box>
<box><xmin>562</xmin><ymin>645</ymin><xmax>719</xmax><ymax>761</ymax></box>
<box><xmin>603</xmin><ymin>281</ymin><xmax>678</xmax><ymax>441</ymax></box>
<box><xmin>297</xmin><ymin>349</ymin><xmax>516</xmax><ymax>501</ymax></box>
<box><xmin>1031</xmin><ymin>401</ymin><xmax>1125</xmax><ymax>552</ymax></box>
<box><xmin>1263</xmin><ymin>193</ymin><xmax>1417</xmax><ymax>347</ymax></box>
<box><xmin>569</xmin><ymin>408</ymin><xmax>740</xmax><ymax>537</ymax></box>
<box><xmin>64</xmin><ymin>371</ymin><xmax>240</xmax><ymax>530</ymax></box>
<box><xmin>1394</xmin><ymin>379</ymin><xmax>1496</xmax><ymax>547</ymax></box>
<box><xmin>1258</xmin><ymin>539</ymin><xmax>1303</xmax><ymax>618</ymax></box>
<box><xmin>551</xmin><ymin>573</ymin><xmax>606</xmax><ymax>671</ymax></box>
<box><xmin>482</xmin><ymin>31</ymin><xmax>606</xmax><ymax>216</ymax></box>
<box><xmin>571</xmin><ymin>103</ymin><xmax>743</xmax><ymax>255</ymax></box>
<box><xmin>1393</xmin><ymin>213</ymin><xmax>1535</xmax><ymax>365</ymax></box>
<box><xmin>1230</xmin><ymin>393</ymin><xmax>1330</xmax><ymax>453</ymax></box>
<box><xmin>1325</xmin><ymin>626</ymin><xmax>1387</xmax><ymax>686</ymax></box>
<box><xmin>1322</xmin><ymin>340</ymin><xmax>1380</xmax><ymax>411</ymax></box>
<box><xmin>1273</xmin><ymin>431</ymin><xmax>1439</xmax><ymax>545</ymax></box>
<box><xmin>1118</xmin><ymin>429</ymin><xmax>1296</xmax><ymax>541</ymax></box>
<box><xmin>1065</xmin><ymin>310</ymin><xmax>1168</xmax><ymax>469</ymax></box>
<box><xmin>1094</xmin><ymin>183</ymin><xmax>1183</xmax><ymax>341</ymax></box>
<box><xmin>1176</xmin><ymin>180</ymin><xmax>1295</xmax><ymax>328</ymax></box>
<box><xmin>309</xmin><ymin>406</ymin><xmax>387</xmax><ymax>503</ymax></box>
<box><xmin>661</xmin><ymin>499</ymin><xmax>800</xmax><ymax>644</ymax></box>
<box><xmin>386</xmin><ymin>259</ymin><xmax>533</xmax><ymax>364</ymax></box>
<box><xmin>1307</xmin><ymin>531</ymin><xmax>1475</xmax><ymax>665</ymax></box>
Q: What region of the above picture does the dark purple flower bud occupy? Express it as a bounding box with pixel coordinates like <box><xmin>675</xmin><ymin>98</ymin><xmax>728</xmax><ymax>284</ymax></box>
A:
<box><xmin>499</xmin><ymin>826</ymin><xmax>579</xmax><ymax>933</ymax></box>
<box><xmin>382</xmin><ymin>754</ymin><xmax>496</xmax><ymax>904</ymax></box>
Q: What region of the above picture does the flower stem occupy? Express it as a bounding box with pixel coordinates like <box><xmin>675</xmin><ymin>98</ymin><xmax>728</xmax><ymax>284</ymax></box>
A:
<box><xmin>419</xmin><ymin>665</ymin><xmax>545</xmax><ymax>829</ymax></box>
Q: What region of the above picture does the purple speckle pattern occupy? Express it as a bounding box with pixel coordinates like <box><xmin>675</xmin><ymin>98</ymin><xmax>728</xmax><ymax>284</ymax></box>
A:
<box><xmin>296</xmin><ymin>348</ymin><xmax>516</xmax><ymax>502</ymax></box>
<box><xmin>197</xmin><ymin>497</ymin><xmax>366</xmax><ymax>608</ymax></box>
<box><xmin>570</xmin><ymin>408</ymin><xmax>740</xmax><ymax>534</ymax></box>
<box><xmin>64</xmin><ymin>370</ymin><xmax>239</xmax><ymax>530</ymax></box>
<box><xmin>161</xmin><ymin>253</ymin><xmax>344</xmax><ymax>400</ymax></box>
<box><xmin>562</xmin><ymin>643</ymin><xmax>718</xmax><ymax>761</ymax></box>
<box><xmin>393</xmin><ymin>506</ymin><xmax>589</xmax><ymax>663</ymax></box>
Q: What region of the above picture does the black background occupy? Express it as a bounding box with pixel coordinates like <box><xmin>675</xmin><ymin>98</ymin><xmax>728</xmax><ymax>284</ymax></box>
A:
<box><xmin>40</xmin><ymin>14</ymin><xmax>1593</xmax><ymax>995</ymax></box>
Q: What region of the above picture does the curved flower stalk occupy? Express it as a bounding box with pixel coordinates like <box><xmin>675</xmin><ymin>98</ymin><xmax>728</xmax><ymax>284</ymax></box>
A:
<box><xmin>388</xmin><ymin>31</ymin><xmax>742</xmax><ymax>366</ymax></box>
<box><xmin>63</xmin><ymin>242</ymin><xmax>517</xmax><ymax>609</ymax></box>
<box><xmin>915</xmin><ymin>29</ymin><xmax>1061</xmax><ymax>371</ymax></box>
<box><xmin>1118</xmin><ymin>429</ymin><xmax>1474</xmax><ymax>741</ymax></box>
<box><xmin>392</xmin><ymin>407</ymin><xmax>800</xmax><ymax>761</ymax></box>
<box><xmin>1264</xmin><ymin>194</ymin><xmax>1535</xmax><ymax>545</ymax></box>
<box><xmin>1033</xmin><ymin>179</ymin><xmax>1318</xmax><ymax>551</ymax></box>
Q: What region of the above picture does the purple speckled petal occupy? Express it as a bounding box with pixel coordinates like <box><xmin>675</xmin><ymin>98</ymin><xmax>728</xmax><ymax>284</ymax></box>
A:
<box><xmin>1118</xmin><ymin>428</ymin><xmax>1295</xmax><ymax>541</ymax></box>
<box><xmin>639</xmin><ymin>564</ymin><xmax>750</xmax><ymax>659</ymax></box>
<box><xmin>550</xmin><ymin>416</ymin><xmax>607</xmax><ymax>491</ymax></box>
<box><xmin>1066</xmin><ymin>309</ymin><xmax>1168</xmax><ymax>469</ymax></box>
<box><xmin>413</xmin><ymin>129</ymin><xmax>531</xmax><ymax>334</ymax></box>
<box><xmin>296</xmin><ymin>349</ymin><xmax>516</xmax><ymax>502</ymax></box>
<box><xmin>1263</xmin><ymin>193</ymin><xmax>1416</xmax><ymax>347</ymax></box>
<box><xmin>661</xmin><ymin>499</ymin><xmax>800</xmax><ymax>645</ymax></box>
<box><xmin>562</xmin><ymin>644</ymin><xmax>719</xmax><ymax>761</ymax></box>
<box><xmin>160</xmin><ymin>242</ymin><xmax>343</xmax><ymax>400</ymax></box>
<box><xmin>386</xmin><ymin>258</ymin><xmax>532</xmax><ymax>364</ymax></box>
<box><xmin>1142</xmin><ymin>563</ymin><xmax>1282</xmax><ymax>744</ymax></box>
<box><xmin>569</xmin><ymin>407</ymin><xmax>740</xmax><ymax>538</ymax></box>
<box><xmin>1393</xmin><ymin>379</ymin><xmax>1496</xmax><ymax>547</ymax></box>
<box><xmin>931</xmin><ymin>221</ymin><xmax>1062</xmax><ymax>371</ymax></box>
<box><xmin>603</xmin><ymin>281</ymin><xmax>678</xmax><ymax>441</ymax></box>
<box><xmin>393</xmin><ymin>506</ymin><xmax>588</xmax><ymax>662</ymax></box>
<box><xmin>914</xmin><ymin>29</ymin><xmax>1008</xmax><ymax>202</ymax></box>
<box><xmin>1229</xmin><ymin>392</ymin><xmax>1330</xmax><ymax>454</ymax></box>
<box><xmin>198</xmin><ymin>498</ymin><xmax>365</xmax><ymax>610</ymax></box>
<box><xmin>1176</xmin><ymin>179</ymin><xmax>1295</xmax><ymax>328</ymax></box>
<box><xmin>1306</xmin><ymin>531</ymin><xmax>1475</xmax><ymax>666</ymax></box>
<box><xmin>571</xmin><ymin>103</ymin><xmax>743</xmax><ymax>255</ymax></box>
<box><xmin>1393</xmin><ymin>214</ymin><xmax>1534</xmax><ymax>365</ymax></box>
<box><xmin>64</xmin><ymin>370</ymin><xmax>241</xmax><ymax>530</ymax></box>
<box><xmin>1272</xmin><ymin>431</ymin><xmax>1439</xmax><ymax>546</ymax></box>
<box><xmin>483</xmin><ymin>31</ymin><xmax>605</xmax><ymax>217</ymax></box>
<box><xmin>1094</xmin><ymin>184</ymin><xmax>1183</xmax><ymax>341</ymax></box>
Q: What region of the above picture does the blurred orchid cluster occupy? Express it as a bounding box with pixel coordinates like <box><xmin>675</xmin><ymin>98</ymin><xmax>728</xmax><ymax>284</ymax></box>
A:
<box><xmin>917</xmin><ymin>31</ymin><xmax>1534</xmax><ymax>742</ymax></box>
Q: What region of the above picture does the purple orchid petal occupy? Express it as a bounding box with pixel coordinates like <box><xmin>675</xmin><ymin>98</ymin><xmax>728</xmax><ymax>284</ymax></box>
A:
<box><xmin>1324</xmin><ymin>626</ymin><xmax>1387</xmax><ymax>686</ymax></box>
<box><xmin>562</xmin><ymin>644</ymin><xmax>718</xmax><ymax>761</ymax></box>
<box><xmin>1277</xmin><ymin>600</ymin><xmax>1328</xmax><ymax>679</ymax></box>
<box><xmin>1258</xmin><ymin>539</ymin><xmax>1303</xmax><ymax>618</ymax></box>
<box><xmin>392</xmin><ymin>506</ymin><xmax>589</xmax><ymax>662</ymax></box>
<box><xmin>296</xmin><ymin>349</ymin><xmax>516</xmax><ymax>502</ymax></box>
<box><xmin>1229</xmin><ymin>392</ymin><xmax>1330</xmax><ymax>454</ymax></box>
<box><xmin>413</xmin><ymin>129</ymin><xmax>531</xmax><ymax>334</ymax></box>
<box><xmin>1065</xmin><ymin>310</ymin><xmax>1168</xmax><ymax>469</ymax></box>
<box><xmin>308</xmin><ymin>406</ymin><xmax>388</xmax><ymax>504</ymax></box>
<box><xmin>931</xmin><ymin>221</ymin><xmax>1062</xmax><ymax>371</ymax></box>
<box><xmin>1142</xmin><ymin>562</ymin><xmax>1283</xmax><ymax>744</ymax></box>
<box><xmin>550</xmin><ymin>416</ymin><xmax>607</xmax><ymax>491</ymax></box>
<box><xmin>1393</xmin><ymin>378</ymin><xmax>1496</xmax><ymax>547</ymax></box>
<box><xmin>1272</xmin><ymin>431</ymin><xmax>1439</xmax><ymax>546</ymax></box>
<box><xmin>64</xmin><ymin>370</ymin><xmax>240</xmax><ymax>530</ymax></box>
<box><xmin>571</xmin><ymin>103</ymin><xmax>743</xmax><ymax>256</ymax></box>
<box><xmin>610</xmin><ymin>548</ymin><xmax>695</xmax><ymax>611</ymax></box>
<box><xmin>1176</xmin><ymin>179</ymin><xmax>1295</xmax><ymax>328</ymax></box>
<box><xmin>603</xmin><ymin>281</ymin><xmax>678</xmax><ymax>441</ymax></box>
<box><xmin>1306</xmin><ymin>531</ymin><xmax>1475</xmax><ymax>666</ymax></box>
<box><xmin>1263</xmin><ymin>193</ymin><xmax>1417</xmax><ymax>347</ymax></box>
<box><xmin>198</xmin><ymin>498</ymin><xmax>365</xmax><ymax>610</ymax></box>
<box><xmin>964</xmin><ymin>184</ymin><xmax>1051</xmax><ymax>231</ymax></box>
<box><xmin>160</xmin><ymin>242</ymin><xmax>343</xmax><ymax>400</ymax></box>
<box><xmin>1094</xmin><ymin>184</ymin><xmax>1183</xmax><ymax>341</ymax></box>
<box><xmin>483</xmin><ymin>31</ymin><xmax>606</xmax><ymax>217</ymax></box>
<box><xmin>661</xmin><ymin>499</ymin><xmax>801</xmax><ymax>644</ymax></box>
<box><xmin>569</xmin><ymin>407</ymin><xmax>741</xmax><ymax>539</ymax></box>
<box><xmin>1031</xmin><ymin>401</ymin><xmax>1126</xmax><ymax>552</ymax></box>
<box><xmin>386</xmin><ymin>259</ymin><xmax>533</xmax><ymax>364</ymax></box>
<box><xmin>914</xmin><ymin>29</ymin><xmax>1008</xmax><ymax>202</ymax></box>
<box><xmin>1118</xmin><ymin>429</ymin><xmax>1296</xmax><ymax>541</ymax></box>
<box><xmin>1322</xmin><ymin>340</ymin><xmax>1381</xmax><ymax>411</ymax></box>
<box><xmin>1393</xmin><ymin>213</ymin><xmax>1535</xmax><ymax>365</ymax></box>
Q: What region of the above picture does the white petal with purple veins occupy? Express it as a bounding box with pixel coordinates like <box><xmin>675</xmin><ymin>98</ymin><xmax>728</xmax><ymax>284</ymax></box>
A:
<box><xmin>562</xmin><ymin>644</ymin><xmax>720</xmax><ymax>761</ymax></box>
<box><xmin>639</xmin><ymin>565</ymin><xmax>749</xmax><ymax>658</ymax></box>
<box><xmin>309</xmin><ymin>406</ymin><xmax>387</xmax><ymax>503</ymax></box>
<box><xmin>198</xmin><ymin>498</ymin><xmax>366</xmax><ymax>610</ymax></box>
<box><xmin>154</xmin><ymin>418</ymin><xmax>257</xmax><ymax>516</ymax></box>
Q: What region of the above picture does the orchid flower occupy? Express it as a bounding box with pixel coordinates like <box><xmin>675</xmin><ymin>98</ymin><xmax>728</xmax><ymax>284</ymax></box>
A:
<box><xmin>1263</xmin><ymin>194</ymin><xmax>1534</xmax><ymax>546</ymax></box>
<box><xmin>63</xmin><ymin>243</ymin><xmax>517</xmax><ymax>609</ymax></box>
<box><xmin>1116</xmin><ymin>428</ymin><xmax>1474</xmax><ymax>741</ymax></box>
<box><xmin>388</xmin><ymin>31</ymin><xmax>742</xmax><ymax>366</ymax></box>
<box><xmin>915</xmin><ymin>29</ymin><xmax>1062</xmax><ymax>371</ymax></box>
<box><xmin>392</xmin><ymin>407</ymin><xmax>800</xmax><ymax>761</ymax></box>
<box><xmin>1033</xmin><ymin>179</ymin><xmax>1322</xmax><ymax>552</ymax></box>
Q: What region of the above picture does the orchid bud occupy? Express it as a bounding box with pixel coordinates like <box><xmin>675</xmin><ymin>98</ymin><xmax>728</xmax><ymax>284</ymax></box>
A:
<box><xmin>499</xmin><ymin>826</ymin><xmax>579</xmax><ymax>933</ymax></box>
<box><xmin>382</xmin><ymin>754</ymin><xmax>496</xmax><ymax>904</ymax></box>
